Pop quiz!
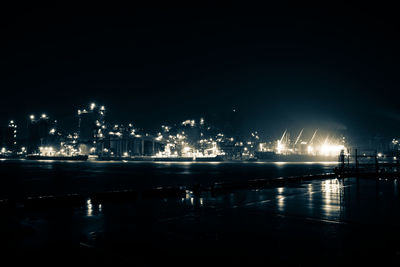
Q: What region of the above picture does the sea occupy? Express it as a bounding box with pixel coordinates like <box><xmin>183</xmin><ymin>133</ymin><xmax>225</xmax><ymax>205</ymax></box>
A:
<box><xmin>2</xmin><ymin>159</ymin><xmax>400</xmax><ymax>265</ymax></box>
<box><xmin>0</xmin><ymin>159</ymin><xmax>337</xmax><ymax>199</ymax></box>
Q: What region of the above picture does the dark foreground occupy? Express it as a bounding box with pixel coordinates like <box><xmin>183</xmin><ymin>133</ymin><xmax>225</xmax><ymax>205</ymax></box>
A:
<box><xmin>2</xmin><ymin>176</ymin><xmax>400</xmax><ymax>266</ymax></box>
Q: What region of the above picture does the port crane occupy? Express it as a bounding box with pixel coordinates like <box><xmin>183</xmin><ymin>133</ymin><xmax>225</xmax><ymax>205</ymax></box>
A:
<box><xmin>294</xmin><ymin>128</ymin><xmax>304</xmax><ymax>145</ymax></box>
<box><xmin>309</xmin><ymin>129</ymin><xmax>318</xmax><ymax>145</ymax></box>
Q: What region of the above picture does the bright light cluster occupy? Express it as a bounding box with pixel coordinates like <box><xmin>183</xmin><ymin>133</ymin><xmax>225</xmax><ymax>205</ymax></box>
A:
<box><xmin>7</xmin><ymin>102</ymin><xmax>357</xmax><ymax>160</ymax></box>
<box><xmin>274</xmin><ymin>130</ymin><xmax>346</xmax><ymax>157</ymax></box>
<box><xmin>319</xmin><ymin>143</ymin><xmax>345</xmax><ymax>156</ymax></box>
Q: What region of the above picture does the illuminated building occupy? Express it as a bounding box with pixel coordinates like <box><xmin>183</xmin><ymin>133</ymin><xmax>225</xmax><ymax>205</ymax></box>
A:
<box><xmin>388</xmin><ymin>138</ymin><xmax>400</xmax><ymax>157</ymax></box>
<box><xmin>77</xmin><ymin>103</ymin><xmax>106</xmax><ymax>154</ymax></box>
<box><xmin>27</xmin><ymin>114</ymin><xmax>57</xmax><ymax>154</ymax></box>
<box><xmin>0</xmin><ymin>102</ymin><xmax>357</xmax><ymax>161</ymax></box>
<box><xmin>100</xmin><ymin>124</ymin><xmax>164</xmax><ymax>157</ymax></box>
<box><xmin>0</xmin><ymin>120</ymin><xmax>18</xmax><ymax>153</ymax></box>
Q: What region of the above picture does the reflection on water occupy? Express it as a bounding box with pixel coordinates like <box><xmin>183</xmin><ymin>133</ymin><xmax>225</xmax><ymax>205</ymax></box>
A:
<box><xmin>269</xmin><ymin>179</ymin><xmax>343</xmax><ymax>217</ymax></box>
<box><xmin>85</xmin><ymin>198</ymin><xmax>103</xmax><ymax>217</ymax></box>
<box><xmin>307</xmin><ymin>183</ymin><xmax>313</xmax><ymax>193</ymax></box>
<box><xmin>321</xmin><ymin>179</ymin><xmax>342</xmax><ymax>217</ymax></box>
<box><xmin>86</xmin><ymin>199</ymin><xmax>93</xmax><ymax>217</ymax></box>
<box><xmin>277</xmin><ymin>196</ymin><xmax>285</xmax><ymax>212</ymax></box>
<box><xmin>5</xmin><ymin>176</ymin><xmax>400</xmax><ymax>266</ymax></box>
<box><xmin>181</xmin><ymin>191</ymin><xmax>204</xmax><ymax>207</ymax></box>
<box><xmin>276</xmin><ymin>187</ymin><xmax>286</xmax><ymax>212</ymax></box>
<box><xmin>0</xmin><ymin>160</ymin><xmax>339</xmax><ymax>200</ymax></box>
<box><xmin>308</xmin><ymin>183</ymin><xmax>313</xmax><ymax>201</ymax></box>
<box><xmin>192</xmin><ymin>196</ymin><xmax>205</xmax><ymax>207</ymax></box>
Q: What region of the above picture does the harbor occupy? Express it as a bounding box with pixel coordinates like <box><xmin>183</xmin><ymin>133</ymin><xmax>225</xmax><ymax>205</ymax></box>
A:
<box><xmin>1</xmin><ymin>6</ymin><xmax>399</xmax><ymax>266</ymax></box>
<box><xmin>0</xmin><ymin>103</ymin><xmax>359</xmax><ymax>164</ymax></box>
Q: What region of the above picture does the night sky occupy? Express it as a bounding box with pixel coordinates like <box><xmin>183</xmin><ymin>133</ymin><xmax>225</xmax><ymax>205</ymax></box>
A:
<box><xmin>1</xmin><ymin>6</ymin><xmax>399</xmax><ymax>141</ymax></box>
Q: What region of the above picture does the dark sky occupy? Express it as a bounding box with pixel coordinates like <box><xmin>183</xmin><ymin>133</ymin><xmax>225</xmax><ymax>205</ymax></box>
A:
<box><xmin>1</xmin><ymin>6</ymin><xmax>399</xmax><ymax>140</ymax></box>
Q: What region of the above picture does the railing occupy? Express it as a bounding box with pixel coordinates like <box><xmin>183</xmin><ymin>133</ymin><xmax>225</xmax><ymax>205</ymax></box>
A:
<box><xmin>335</xmin><ymin>149</ymin><xmax>400</xmax><ymax>177</ymax></box>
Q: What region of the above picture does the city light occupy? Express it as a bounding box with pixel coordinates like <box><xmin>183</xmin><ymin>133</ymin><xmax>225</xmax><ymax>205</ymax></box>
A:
<box><xmin>1</xmin><ymin>102</ymin><xmax>397</xmax><ymax>162</ymax></box>
<box><xmin>39</xmin><ymin>146</ymin><xmax>55</xmax><ymax>156</ymax></box>
<box><xmin>182</xmin><ymin>146</ymin><xmax>192</xmax><ymax>154</ymax></box>
<box><xmin>319</xmin><ymin>144</ymin><xmax>345</xmax><ymax>157</ymax></box>
<box><xmin>276</xmin><ymin>140</ymin><xmax>284</xmax><ymax>154</ymax></box>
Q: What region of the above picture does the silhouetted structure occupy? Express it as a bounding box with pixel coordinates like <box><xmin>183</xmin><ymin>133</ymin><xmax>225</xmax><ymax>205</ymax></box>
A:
<box><xmin>27</xmin><ymin>114</ymin><xmax>56</xmax><ymax>154</ymax></box>
<box><xmin>77</xmin><ymin>103</ymin><xmax>106</xmax><ymax>154</ymax></box>
<box><xmin>0</xmin><ymin>120</ymin><xmax>18</xmax><ymax>152</ymax></box>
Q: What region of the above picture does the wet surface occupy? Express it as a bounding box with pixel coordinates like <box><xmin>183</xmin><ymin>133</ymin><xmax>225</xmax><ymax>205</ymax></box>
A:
<box><xmin>2</xmin><ymin>177</ymin><xmax>400</xmax><ymax>265</ymax></box>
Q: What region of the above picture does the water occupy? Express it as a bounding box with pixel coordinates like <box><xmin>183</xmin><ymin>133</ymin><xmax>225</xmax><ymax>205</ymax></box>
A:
<box><xmin>0</xmin><ymin>159</ymin><xmax>337</xmax><ymax>199</ymax></box>
<box><xmin>2</xmin><ymin>159</ymin><xmax>400</xmax><ymax>265</ymax></box>
<box><xmin>2</xmin><ymin>176</ymin><xmax>400</xmax><ymax>265</ymax></box>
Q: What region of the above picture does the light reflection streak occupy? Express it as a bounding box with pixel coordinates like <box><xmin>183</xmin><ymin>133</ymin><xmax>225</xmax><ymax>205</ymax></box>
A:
<box><xmin>276</xmin><ymin>187</ymin><xmax>285</xmax><ymax>212</ymax></box>
<box><xmin>307</xmin><ymin>183</ymin><xmax>313</xmax><ymax>193</ymax></box>
<box><xmin>181</xmin><ymin>192</ymin><xmax>203</xmax><ymax>207</ymax></box>
<box><xmin>321</xmin><ymin>179</ymin><xmax>342</xmax><ymax>217</ymax></box>
<box><xmin>277</xmin><ymin>196</ymin><xmax>285</xmax><ymax>212</ymax></box>
<box><xmin>86</xmin><ymin>199</ymin><xmax>93</xmax><ymax>217</ymax></box>
<box><xmin>308</xmin><ymin>183</ymin><xmax>313</xmax><ymax>201</ymax></box>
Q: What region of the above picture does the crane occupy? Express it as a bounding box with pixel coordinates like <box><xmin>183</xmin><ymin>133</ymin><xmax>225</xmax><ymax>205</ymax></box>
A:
<box><xmin>309</xmin><ymin>129</ymin><xmax>318</xmax><ymax>145</ymax></box>
<box><xmin>294</xmin><ymin>128</ymin><xmax>304</xmax><ymax>145</ymax></box>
